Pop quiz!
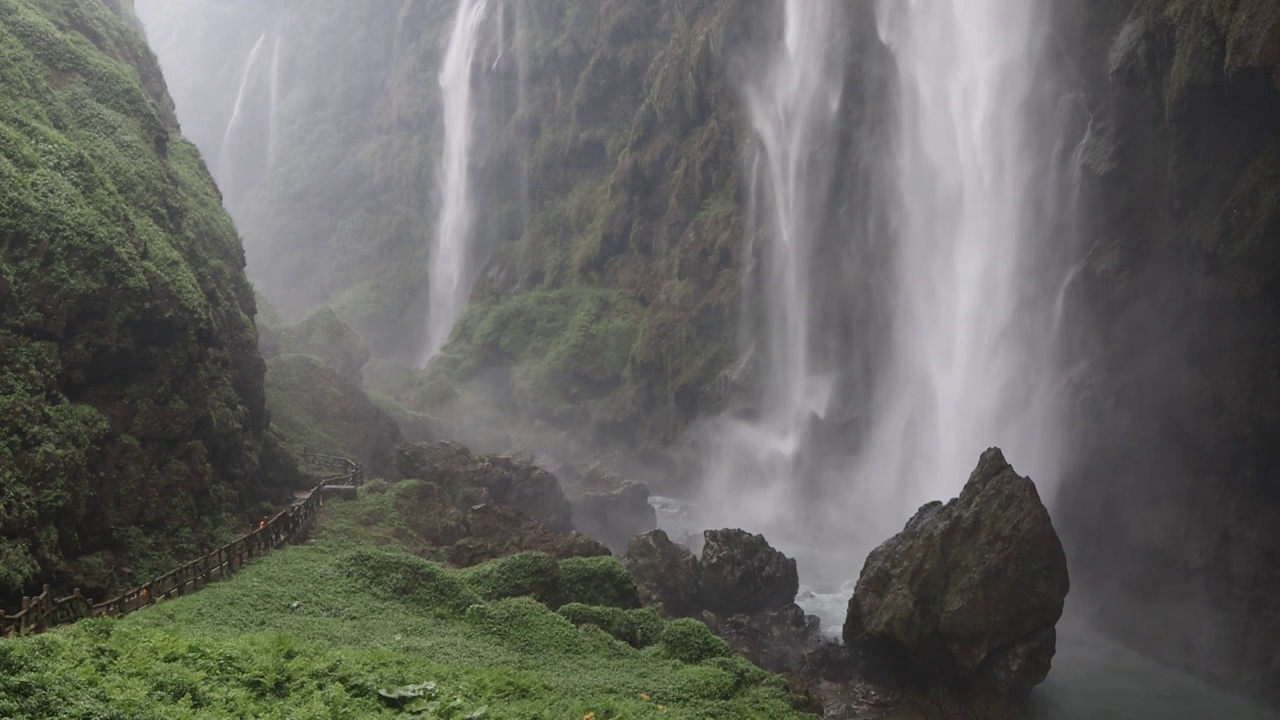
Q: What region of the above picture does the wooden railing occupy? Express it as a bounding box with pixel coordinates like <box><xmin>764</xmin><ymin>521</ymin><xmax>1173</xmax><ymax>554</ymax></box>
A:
<box><xmin>300</xmin><ymin>450</ymin><xmax>365</xmax><ymax>486</ymax></box>
<box><xmin>1</xmin><ymin>453</ymin><xmax>363</xmax><ymax>639</ymax></box>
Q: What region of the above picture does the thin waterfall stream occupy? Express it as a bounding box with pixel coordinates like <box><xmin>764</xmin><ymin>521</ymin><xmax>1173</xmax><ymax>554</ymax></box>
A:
<box><xmin>424</xmin><ymin>0</ymin><xmax>490</xmax><ymax>362</ymax></box>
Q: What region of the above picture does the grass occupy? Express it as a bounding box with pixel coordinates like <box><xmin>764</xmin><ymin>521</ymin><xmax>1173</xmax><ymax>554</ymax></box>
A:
<box><xmin>0</xmin><ymin>487</ymin><xmax>815</xmax><ymax>719</ymax></box>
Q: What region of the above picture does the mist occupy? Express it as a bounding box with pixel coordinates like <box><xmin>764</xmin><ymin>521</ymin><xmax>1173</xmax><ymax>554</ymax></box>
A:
<box><xmin>133</xmin><ymin>0</ymin><xmax>1280</xmax><ymax>715</ymax></box>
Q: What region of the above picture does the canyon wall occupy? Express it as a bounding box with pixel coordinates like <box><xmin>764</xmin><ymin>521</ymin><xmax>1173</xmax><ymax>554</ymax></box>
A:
<box><xmin>0</xmin><ymin>0</ymin><xmax>279</xmax><ymax>600</ymax></box>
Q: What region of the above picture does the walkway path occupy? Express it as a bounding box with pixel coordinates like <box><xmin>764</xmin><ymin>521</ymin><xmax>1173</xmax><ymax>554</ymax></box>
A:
<box><xmin>0</xmin><ymin>451</ymin><xmax>363</xmax><ymax>638</ymax></box>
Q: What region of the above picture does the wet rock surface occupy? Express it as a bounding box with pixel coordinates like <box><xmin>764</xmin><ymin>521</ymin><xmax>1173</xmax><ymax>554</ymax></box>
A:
<box><xmin>569</xmin><ymin>481</ymin><xmax>657</xmax><ymax>554</ymax></box>
<box><xmin>700</xmin><ymin>528</ymin><xmax>801</xmax><ymax>616</ymax></box>
<box><xmin>395</xmin><ymin>441</ymin><xmax>573</xmax><ymax>533</ymax></box>
<box><xmin>394</xmin><ymin>480</ymin><xmax>607</xmax><ymax>569</ymax></box>
<box><xmin>701</xmin><ymin>603</ymin><xmax>821</xmax><ymax>675</ymax></box>
<box><xmin>623</xmin><ymin>529</ymin><xmax>702</xmax><ymax>617</ymax></box>
<box><xmin>843</xmin><ymin>448</ymin><xmax>1069</xmax><ymax>698</ymax></box>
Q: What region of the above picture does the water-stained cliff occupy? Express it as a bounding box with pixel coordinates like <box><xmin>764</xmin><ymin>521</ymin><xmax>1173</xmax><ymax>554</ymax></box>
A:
<box><xmin>1061</xmin><ymin>0</ymin><xmax>1280</xmax><ymax>703</ymax></box>
<box><xmin>0</xmin><ymin>0</ymin><xmax>273</xmax><ymax>599</ymax></box>
<box><xmin>133</xmin><ymin>0</ymin><xmax>1280</xmax><ymax>704</ymax></box>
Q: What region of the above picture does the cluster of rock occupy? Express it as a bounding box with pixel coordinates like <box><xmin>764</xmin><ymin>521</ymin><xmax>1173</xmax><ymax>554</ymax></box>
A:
<box><xmin>390</xmin><ymin>439</ymin><xmax>1069</xmax><ymax>715</ymax></box>
<box><xmin>620</xmin><ymin>448</ymin><xmax>1070</xmax><ymax>717</ymax></box>
<box><xmin>625</xmin><ymin>527</ymin><xmax>823</xmax><ymax>677</ymax></box>
<box><xmin>560</xmin><ymin>461</ymin><xmax>657</xmax><ymax>554</ymax></box>
<box><xmin>392</xmin><ymin>441</ymin><xmax>608</xmax><ymax>567</ymax></box>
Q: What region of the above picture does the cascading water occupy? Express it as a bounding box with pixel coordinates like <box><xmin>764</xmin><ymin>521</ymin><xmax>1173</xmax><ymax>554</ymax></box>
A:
<box><xmin>217</xmin><ymin>32</ymin><xmax>267</xmax><ymax>199</ymax></box>
<box><xmin>696</xmin><ymin>1</ymin><xmax>844</xmax><ymax>540</ymax></box>
<box><xmin>266</xmin><ymin>34</ymin><xmax>283</xmax><ymax>169</ymax></box>
<box><xmin>844</xmin><ymin>0</ymin><xmax>1064</xmax><ymax>543</ymax></box>
<box><xmin>424</xmin><ymin>0</ymin><xmax>490</xmax><ymax>362</ymax></box>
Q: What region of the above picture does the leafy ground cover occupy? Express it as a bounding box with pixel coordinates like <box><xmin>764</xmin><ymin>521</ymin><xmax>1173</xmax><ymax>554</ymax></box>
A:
<box><xmin>0</xmin><ymin>487</ymin><xmax>815</xmax><ymax>719</ymax></box>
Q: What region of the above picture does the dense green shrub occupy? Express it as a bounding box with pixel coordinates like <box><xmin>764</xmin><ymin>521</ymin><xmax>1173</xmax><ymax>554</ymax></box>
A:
<box><xmin>659</xmin><ymin>618</ymin><xmax>732</xmax><ymax>665</ymax></box>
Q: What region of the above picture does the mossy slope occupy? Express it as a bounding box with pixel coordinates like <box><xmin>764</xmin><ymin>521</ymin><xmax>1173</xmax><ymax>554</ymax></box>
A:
<box><xmin>0</xmin><ymin>493</ymin><xmax>814</xmax><ymax>719</ymax></box>
<box><xmin>0</xmin><ymin>0</ymin><xmax>270</xmax><ymax>597</ymax></box>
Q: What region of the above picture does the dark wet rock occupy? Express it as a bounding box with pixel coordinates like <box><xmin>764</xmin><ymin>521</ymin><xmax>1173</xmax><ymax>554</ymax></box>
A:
<box><xmin>623</xmin><ymin>529</ymin><xmax>701</xmax><ymax>617</ymax></box>
<box><xmin>701</xmin><ymin>603</ymin><xmax>821</xmax><ymax>675</ymax></box>
<box><xmin>395</xmin><ymin>441</ymin><xmax>573</xmax><ymax>533</ymax></box>
<box><xmin>569</xmin><ymin>481</ymin><xmax>657</xmax><ymax>553</ymax></box>
<box><xmin>700</xmin><ymin>528</ymin><xmax>800</xmax><ymax>616</ymax></box>
<box><xmin>843</xmin><ymin>448</ymin><xmax>1069</xmax><ymax>698</ymax></box>
<box><xmin>398</xmin><ymin>481</ymin><xmax>608</xmax><ymax>568</ymax></box>
<box><xmin>446</xmin><ymin>505</ymin><xmax>609</xmax><ymax>567</ymax></box>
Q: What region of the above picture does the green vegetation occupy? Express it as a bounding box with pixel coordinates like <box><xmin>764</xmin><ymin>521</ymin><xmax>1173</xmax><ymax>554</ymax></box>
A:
<box><xmin>264</xmin><ymin>354</ymin><xmax>403</xmax><ymax>477</ymax></box>
<box><xmin>142</xmin><ymin>0</ymin><xmax>749</xmax><ymax>453</ymax></box>
<box><xmin>275</xmin><ymin>307</ymin><xmax>371</xmax><ymax>382</ymax></box>
<box><xmin>0</xmin><ymin>0</ymin><xmax>271</xmax><ymax>596</ymax></box>
<box><xmin>417</xmin><ymin>288</ymin><xmax>645</xmax><ymax>428</ymax></box>
<box><xmin>0</xmin><ymin>490</ymin><xmax>814</xmax><ymax>719</ymax></box>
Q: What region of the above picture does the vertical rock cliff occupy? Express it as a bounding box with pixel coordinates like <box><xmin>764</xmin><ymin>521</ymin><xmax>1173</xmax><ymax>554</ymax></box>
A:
<box><xmin>1062</xmin><ymin>0</ymin><xmax>1280</xmax><ymax>703</ymax></box>
<box><xmin>0</xmin><ymin>0</ymin><xmax>272</xmax><ymax>598</ymax></box>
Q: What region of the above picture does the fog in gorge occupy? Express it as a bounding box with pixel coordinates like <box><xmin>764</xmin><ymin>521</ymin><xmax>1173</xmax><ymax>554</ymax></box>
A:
<box><xmin>135</xmin><ymin>1</ymin><xmax>1280</xmax><ymax>715</ymax></box>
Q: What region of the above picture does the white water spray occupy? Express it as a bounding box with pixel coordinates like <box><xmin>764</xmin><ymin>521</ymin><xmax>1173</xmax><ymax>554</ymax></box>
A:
<box><xmin>846</xmin><ymin>0</ymin><xmax>1062</xmax><ymax>540</ymax></box>
<box><xmin>697</xmin><ymin>1</ymin><xmax>844</xmax><ymax>536</ymax></box>
<box><xmin>424</xmin><ymin>0</ymin><xmax>490</xmax><ymax>362</ymax></box>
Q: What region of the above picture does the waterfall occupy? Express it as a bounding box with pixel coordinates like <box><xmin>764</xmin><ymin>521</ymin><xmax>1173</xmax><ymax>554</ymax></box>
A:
<box><xmin>514</xmin><ymin>0</ymin><xmax>532</xmax><ymax>227</ymax></box>
<box><xmin>424</xmin><ymin>0</ymin><xmax>490</xmax><ymax>362</ymax></box>
<box><xmin>697</xmin><ymin>1</ymin><xmax>845</xmax><ymax>537</ymax></box>
<box><xmin>846</xmin><ymin>0</ymin><xmax>1065</xmax><ymax>540</ymax></box>
<box><xmin>217</xmin><ymin>32</ymin><xmax>267</xmax><ymax>194</ymax></box>
<box><xmin>266</xmin><ymin>33</ymin><xmax>283</xmax><ymax>169</ymax></box>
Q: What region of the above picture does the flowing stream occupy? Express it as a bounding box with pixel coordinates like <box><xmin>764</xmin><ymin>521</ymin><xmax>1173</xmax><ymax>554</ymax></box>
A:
<box><xmin>425</xmin><ymin>0</ymin><xmax>490</xmax><ymax>362</ymax></box>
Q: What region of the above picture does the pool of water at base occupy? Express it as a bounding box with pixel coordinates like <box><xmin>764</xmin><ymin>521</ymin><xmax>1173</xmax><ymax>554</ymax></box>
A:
<box><xmin>649</xmin><ymin>496</ymin><xmax>1279</xmax><ymax>720</ymax></box>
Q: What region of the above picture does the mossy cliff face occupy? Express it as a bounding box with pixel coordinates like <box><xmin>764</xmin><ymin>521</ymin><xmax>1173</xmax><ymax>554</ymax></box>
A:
<box><xmin>0</xmin><ymin>0</ymin><xmax>269</xmax><ymax>597</ymax></box>
<box><xmin>418</xmin><ymin>0</ymin><xmax>758</xmax><ymax>456</ymax></box>
<box><xmin>136</xmin><ymin>0</ymin><xmax>455</xmax><ymax>358</ymax></box>
<box><xmin>137</xmin><ymin>1</ymin><xmax>893</xmax><ymax>465</ymax></box>
<box><xmin>417</xmin><ymin>0</ymin><xmax>893</xmax><ymax>462</ymax></box>
<box><xmin>1059</xmin><ymin>0</ymin><xmax>1280</xmax><ymax>703</ymax></box>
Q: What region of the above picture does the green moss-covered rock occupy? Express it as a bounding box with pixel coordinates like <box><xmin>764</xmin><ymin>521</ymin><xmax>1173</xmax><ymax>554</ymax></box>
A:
<box><xmin>558</xmin><ymin>603</ymin><xmax>665</xmax><ymax>649</ymax></box>
<box><xmin>659</xmin><ymin>618</ymin><xmax>733</xmax><ymax>665</ymax></box>
<box><xmin>459</xmin><ymin>551</ymin><xmax>563</xmax><ymax>606</ymax></box>
<box><xmin>458</xmin><ymin>552</ymin><xmax>640</xmax><ymax>611</ymax></box>
<box><xmin>265</xmin><ymin>354</ymin><xmax>403</xmax><ymax>477</ymax></box>
<box><xmin>336</xmin><ymin>548</ymin><xmax>480</xmax><ymax>617</ymax></box>
<box><xmin>556</xmin><ymin>555</ymin><xmax>642</xmax><ymax>609</ymax></box>
<box><xmin>0</xmin><ymin>0</ymin><xmax>273</xmax><ymax>598</ymax></box>
<box><xmin>276</xmin><ymin>306</ymin><xmax>371</xmax><ymax>383</ymax></box>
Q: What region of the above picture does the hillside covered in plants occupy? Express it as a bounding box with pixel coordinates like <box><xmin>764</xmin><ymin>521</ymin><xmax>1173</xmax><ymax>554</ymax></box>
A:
<box><xmin>0</xmin><ymin>0</ymin><xmax>290</xmax><ymax>605</ymax></box>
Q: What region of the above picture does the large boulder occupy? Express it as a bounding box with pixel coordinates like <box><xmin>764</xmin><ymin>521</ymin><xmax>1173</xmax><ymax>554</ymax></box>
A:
<box><xmin>570</xmin><ymin>482</ymin><xmax>658</xmax><ymax>553</ymax></box>
<box><xmin>843</xmin><ymin>448</ymin><xmax>1070</xmax><ymax>697</ymax></box>
<box><xmin>395</xmin><ymin>441</ymin><xmax>573</xmax><ymax>533</ymax></box>
<box><xmin>623</xmin><ymin>529</ymin><xmax>701</xmax><ymax>617</ymax></box>
<box><xmin>700</xmin><ymin>529</ymin><xmax>800</xmax><ymax>616</ymax></box>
